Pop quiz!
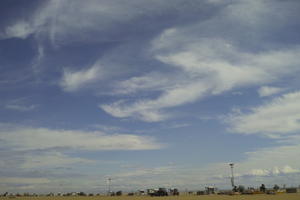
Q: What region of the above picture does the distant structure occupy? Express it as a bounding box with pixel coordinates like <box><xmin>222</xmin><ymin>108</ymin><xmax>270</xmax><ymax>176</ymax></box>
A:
<box><xmin>229</xmin><ymin>163</ymin><xmax>235</xmax><ymax>188</ymax></box>
<box><xmin>107</xmin><ymin>178</ymin><xmax>112</xmax><ymax>195</ymax></box>
<box><xmin>205</xmin><ymin>186</ymin><xmax>217</xmax><ymax>194</ymax></box>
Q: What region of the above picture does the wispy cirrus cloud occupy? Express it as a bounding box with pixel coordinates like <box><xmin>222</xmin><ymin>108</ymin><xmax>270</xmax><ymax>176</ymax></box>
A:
<box><xmin>4</xmin><ymin>104</ymin><xmax>37</xmax><ymax>112</ymax></box>
<box><xmin>1</xmin><ymin>0</ymin><xmax>221</xmax><ymax>42</ymax></box>
<box><xmin>0</xmin><ymin>124</ymin><xmax>163</xmax><ymax>151</ymax></box>
<box><xmin>20</xmin><ymin>152</ymin><xmax>94</xmax><ymax>169</ymax></box>
<box><xmin>0</xmin><ymin>177</ymin><xmax>50</xmax><ymax>185</ymax></box>
<box><xmin>60</xmin><ymin>64</ymin><xmax>102</xmax><ymax>92</ymax></box>
<box><xmin>112</xmin><ymin>72</ymin><xmax>174</xmax><ymax>95</ymax></box>
<box><xmin>3</xmin><ymin>98</ymin><xmax>38</xmax><ymax>112</ymax></box>
<box><xmin>218</xmin><ymin>90</ymin><xmax>300</xmax><ymax>185</ymax></box>
<box><xmin>99</xmin><ymin>0</ymin><xmax>300</xmax><ymax>122</ymax></box>
<box><xmin>101</xmin><ymin>80</ymin><xmax>210</xmax><ymax>122</ymax></box>
<box><xmin>114</xmin><ymin>166</ymin><xmax>174</xmax><ymax>178</ymax></box>
<box><xmin>4</xmin><ymin>0</ymin><xmax>300</xmax><ymax>123</ymax></box>
<box><xmin>0</xmin><ymin>124</ymin><xmax>164</xmax><ymax>192</ymax></box>
<box><xmin>3</xmin><ymin>21</ymin><xmax>35</xmax><ymax>39</ymax></box>
<box><xmin>101</xmin><ymin>35</ymin><xmax>300</xmax><ymax>121</ymax></box>
<box><xmin>227</xmin><ymin>91</ymin><xmax>300</xmax><ymax>137</ymax></box>
<box><xmin>258</xmin><ymin>86</ymin><xmax>285</xmax><ymax>97</ymax></box>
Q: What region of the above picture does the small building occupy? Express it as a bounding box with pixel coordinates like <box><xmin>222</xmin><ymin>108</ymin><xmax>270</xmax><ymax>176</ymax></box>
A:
<box><xmin>196</xmin><ymin>191</ymin><xmax>205</xmax><ymax>195</ymax></box>
<box><xmin>286</xmin><ymin>188</ymin><xmax>297</xmax><ymax>193</ymax></box>
<box><xmin>205</xmin><ymin>186</ymin><xmax>217</xmax><ymax>194</ymax></box>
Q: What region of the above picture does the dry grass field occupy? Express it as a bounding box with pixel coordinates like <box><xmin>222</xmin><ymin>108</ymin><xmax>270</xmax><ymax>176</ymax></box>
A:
<box><xmin>1</xmin><ymin>194</ymin><xmax>300</xmax><ymax>200</ymax></box>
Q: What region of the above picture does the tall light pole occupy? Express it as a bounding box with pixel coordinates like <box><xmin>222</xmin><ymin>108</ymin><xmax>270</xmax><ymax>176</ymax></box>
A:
<box><xmin>107</xmin><ymin>178</ymin><xmax>112</xmax><ymax>195</ymax></box>
<box><xmin>229</xmin><ymin>163</ymin><xmax>235</xmax><ymax>188</ymax></box>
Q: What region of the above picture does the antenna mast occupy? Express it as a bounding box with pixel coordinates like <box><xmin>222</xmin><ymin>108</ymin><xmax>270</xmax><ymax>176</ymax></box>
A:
<box><xmin>107</xmin><ymin>178</ymin><xmax>112</xmax><ymax>195</ymax></box>
<box><xmin>229</xmin><ymin>163</ymin><xmax>235</xmax><ymax>188</ymax></box>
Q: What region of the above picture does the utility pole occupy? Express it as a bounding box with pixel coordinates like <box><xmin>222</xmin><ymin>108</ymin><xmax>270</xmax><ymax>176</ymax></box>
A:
<box><xmin>229</xmin><ymin>163</ymin><xmax>235</xmax><ymax>188</ymax></box>
<box><xmin>107</xmin><ymin>178</ymin><xmax>112</xmax><ymax>195</ymax></box>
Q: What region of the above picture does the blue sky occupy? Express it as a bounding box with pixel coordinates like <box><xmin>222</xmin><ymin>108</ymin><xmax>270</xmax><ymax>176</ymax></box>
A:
<box><xmin>1</xmin><ymin>0</ymin><xmax>300</xmax><ymax>193</ymax></box>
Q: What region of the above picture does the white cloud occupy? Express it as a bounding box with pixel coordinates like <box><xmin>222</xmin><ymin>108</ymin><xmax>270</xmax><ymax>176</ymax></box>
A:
<box><xmin>0</xmin><ymin>124</ymin><xmax>163</xmax><ymax>190</ymax></box>
<box><xmin>101</xmin><ymin>81</ymin><xmax>210</xmax><ymax>122</ymax></box>
<box><xmin>59</xmin><ymin>58</ymin><xmax>127</xmax><ymax>92</ymax></box>
<box><xmin>106</xmin><ymin>149</ymin><xmax>300</xmax><ymax>189</ymax></box>
<box><xmin>4</xmin><ymin>0</ymin><xmax>299</xmax><ymax>123</ymax></box>
<box><xmin>0</xmin><ymin>125</ymin><xmax>163</xmax><ymax>151</ymax></box>
<box><xmin>154</xmin><ymin>36</ymin><xmax>300</xmax><ymax>88</ymax></box>
<box><xmin>166</xmin><ymin>123</ymin><xmax>190</xmax><ymax>129</ymax></box>
<box><xmin>3</xmin><ymin>21</ymin><xmax>35</xmax><ymax>39</ymax></box>
<box><xmin>258</xmin><ymin>86</ymin><xmax>285</xmax><ymax>97</ymax></box>
<box><xmin>248</xmin><ymin>166</ymin><xmax>300</xmax><ymax>177</ymax></box>
<box><xmin>112</xmin><ymin>73</ymin><xmax>173</xmax><ymax>95</ymax></box>
<box><xmin>32</xmin><ymin>45</ymin><xmax>45</xmax><ymax>75</ymax></box>
<box><xmin>98</xmin><ymin>0</ymin><xmax>300</xmax><ymax>121</ymax></box>
<box><xmin>3</xmin><ymin>98</ymin><xmax>38</xmax><ymax>112</ymax></box>
<box><xmin>281</xmin><ymin>165</ymin><xmax>300</xmax><ymax>174</ymax></box>
<box><xmin>0</xmin><ymin>177</ymin><xmax>52</xmax><ymax>193</ymax></box>
<box><xmin>0</xmin><ymin>177</ymin><xmax>50</xmax><ymax>185</ymax></box>
<box><xmin>221</xmin><ymin>134</ymin><xmax>300</xmax><ymax>179</ymax></box>
<box><xmin>20</xmin><ymin>152</ymin><xmax>94</xmax><ymax>169</ymax></box>
<box><xmin>102</xmin><ymin>35</ymin><xmax>300</xmax><ymax>121</ymax></box>
<box><xmin>37</xmin><ymin>0</ymin><xmax>154</xmax><ymax>44</ymax></box>
<box><xmin>2</xmin><ymin>0</ymin><xmax>215</xmax><ymax>42</ymax></box>
<box><xmin>0</xmin><ymin>150</ymin><xmax>94</xmax><ymax>171</ymax></box>
<box><xmin>235</xmin><ymin>143</ymin><xmax>300</xmax><ymax>178</ymax></box>
<box><xmin>60</xmin><ymin>64</ymin><xmax>102</xmax><ymax>92</ymax></box>
<box><xmin>90</xmin><ymin>124</ymin><xmax>122</xmax><ymax>133</ymax></box>
<box><xmin>177</xmin><ymin>141</ymin><xmax>300</xmax><ymax>188</ymax></box>
<box><xmin>249</xmin><ymin>169</ymin><xmax>270</xmax><ymax>176</ymax></box>
<box><xmin>101</xmin><ymin>102</ymin><xmax>169</xmax><ymax>122</ymax></box>
<box><xmin>228</xmin><ymin>91</ymin><xmax>300</xmax><ymax>136</ymax></box>
<box><xmin>5</xmin><ymin>104</ymin><xmax>37</xmax><ymax>112</ymax></box>
<box><xmin>114</xmin><ymin>166</ymin><xmax>174</xmax><ymax>178</ymax></box>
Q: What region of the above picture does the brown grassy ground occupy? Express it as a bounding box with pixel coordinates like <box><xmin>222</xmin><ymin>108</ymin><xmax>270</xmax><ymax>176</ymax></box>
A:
<box><xmin>1</xmin><ymin>194</ymin><xmax>300</xmax><ymax>200</ymax></box>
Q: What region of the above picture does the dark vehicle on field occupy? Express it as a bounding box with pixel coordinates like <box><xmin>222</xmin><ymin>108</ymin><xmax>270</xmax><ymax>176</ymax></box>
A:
<box><xmin>148</xmin><ymin>188</ymin><xmax>168</xmax><ymax>196</ymax></box>
<box><xmin>170</xmin><ymin>188</ymin><xmax>179</xmax><ymax>196</ymax></box>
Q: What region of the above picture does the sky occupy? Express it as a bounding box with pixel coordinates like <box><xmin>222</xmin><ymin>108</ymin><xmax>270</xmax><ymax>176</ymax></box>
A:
<box><xmin>1</xmin><ymin>0</ymin><xmax>300</xmax><ymax>194</ymax></box>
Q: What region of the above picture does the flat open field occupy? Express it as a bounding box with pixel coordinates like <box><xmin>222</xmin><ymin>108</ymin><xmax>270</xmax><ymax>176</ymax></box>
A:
<box><xmin>1</xmin><ymin>194</ymin><xmax>300</xmax><ymax>200</ymax></box>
